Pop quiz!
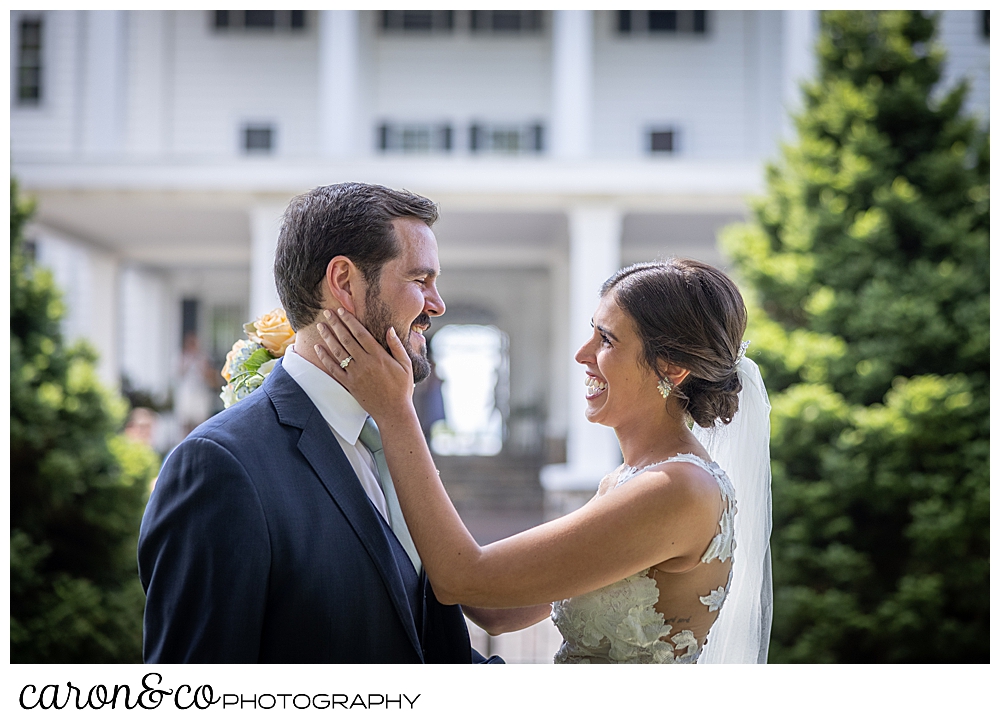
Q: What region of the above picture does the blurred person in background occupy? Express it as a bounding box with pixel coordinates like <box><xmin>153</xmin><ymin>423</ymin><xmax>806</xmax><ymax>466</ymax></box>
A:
<box><xmin>124</xmin><ymin>406</ymin><xmax>162</xmax><ymax>491</ymax></box>
<box><xmin>124</xmin><ymin>406</ymin><xmax>159</xmax><ymax>448</ymax></box>
<box><xmin>174</xmin><ymin>331</ymin><xmax>217</xmax><ymax>437</ymax></box>
<box><xmin>411</xmin><ymin>344</ymin><xmax>445</xmax><ymax>444</ymax></box>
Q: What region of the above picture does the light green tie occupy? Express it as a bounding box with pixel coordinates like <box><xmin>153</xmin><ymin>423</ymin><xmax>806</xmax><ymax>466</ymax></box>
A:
<box><xmin>359</xmin><ymin>416</ymin><xmax>422</xmax><ymax>574</ymax></box>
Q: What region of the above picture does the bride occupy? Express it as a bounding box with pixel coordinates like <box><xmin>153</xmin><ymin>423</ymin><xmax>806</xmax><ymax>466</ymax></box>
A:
<box><xmin>315</xmin><ymin>259</ymin><xmax>772</xmax><ymax>664</ymax></box>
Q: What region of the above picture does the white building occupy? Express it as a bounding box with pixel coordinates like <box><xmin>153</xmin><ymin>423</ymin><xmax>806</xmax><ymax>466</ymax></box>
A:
<box><xmin>10</xmin><ymin>10</ymin><xmax>990</xmax><ymax>503</ymax></box>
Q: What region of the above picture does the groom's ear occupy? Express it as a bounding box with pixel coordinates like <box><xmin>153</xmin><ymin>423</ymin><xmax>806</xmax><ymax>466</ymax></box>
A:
<box><xmin>325</xmin><ymin>256</ymin><xmax>360</xmax><ymax>315</ymax></box>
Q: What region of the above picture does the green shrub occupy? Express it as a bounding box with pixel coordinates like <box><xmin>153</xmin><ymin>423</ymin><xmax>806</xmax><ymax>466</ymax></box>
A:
<box><xmin>722</xmin><ymin>11</ymin><xmax>988</xmax><ymax>662</ymax></box>
<box><xmin>10</xmin><ymin>180</ymin><xmax>159</xmax><ymax>663</ymax></box>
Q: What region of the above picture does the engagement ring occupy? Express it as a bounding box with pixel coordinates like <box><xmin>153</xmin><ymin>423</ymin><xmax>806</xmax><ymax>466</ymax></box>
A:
<box><xmin>340</xmin><ymin>356</ymin><xmax>353</xmax><ymax>369</ymax></box>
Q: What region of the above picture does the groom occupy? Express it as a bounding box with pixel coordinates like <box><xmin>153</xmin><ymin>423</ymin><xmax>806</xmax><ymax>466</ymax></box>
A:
<box><xmin>138</xmin><ymin>183</ymin><xmax>498</xmax><ymax>663</ymax></box>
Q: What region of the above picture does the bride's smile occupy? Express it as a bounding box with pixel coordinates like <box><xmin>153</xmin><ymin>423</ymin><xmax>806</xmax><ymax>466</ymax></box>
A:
<box><xmin>575</xmin><ymin>294</ymin><xmax>660</xmax><ymax>429</ymax></box>
<box><xmin>584</xmin><ymin>373</ymin><xmax>606</xmax><ymax>399</ymax></box>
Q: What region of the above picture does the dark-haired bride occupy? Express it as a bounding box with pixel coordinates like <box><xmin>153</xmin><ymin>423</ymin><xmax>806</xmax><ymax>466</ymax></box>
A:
<box><xmin>316</xmin><ymin>259</ymin><xmax>772</xmax><ymax>664</ymax></box>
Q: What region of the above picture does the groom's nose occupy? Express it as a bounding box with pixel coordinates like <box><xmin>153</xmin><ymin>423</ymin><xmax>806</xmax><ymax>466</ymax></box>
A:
<box><xmin>424</xmin><ymin>282</ymin><xmax>445</xmax><ymax>317</ymax></box>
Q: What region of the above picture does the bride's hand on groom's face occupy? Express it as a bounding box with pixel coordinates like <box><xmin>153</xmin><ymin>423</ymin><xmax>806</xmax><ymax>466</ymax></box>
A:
<box><xmin>315</xmin><ymin>308</ymin><xmax>415</xmax><ymax>420</ymax></box>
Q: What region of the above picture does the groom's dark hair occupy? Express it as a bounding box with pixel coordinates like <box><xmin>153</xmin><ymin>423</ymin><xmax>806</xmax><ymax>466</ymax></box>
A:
<box><xmin>274</xmin><ymin>182</ymin><xmax>439</xmax><ymax>330</ymax></box>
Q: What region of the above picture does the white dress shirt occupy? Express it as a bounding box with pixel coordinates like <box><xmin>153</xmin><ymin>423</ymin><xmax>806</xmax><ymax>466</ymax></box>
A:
<box><xmin>281</xmin><ymin>347</ymin><xmax>389</xmax><ymax>522</ymax></box>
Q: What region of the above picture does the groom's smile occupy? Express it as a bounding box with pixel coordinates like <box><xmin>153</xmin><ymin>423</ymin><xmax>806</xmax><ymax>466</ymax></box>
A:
<box><xmin>359</xmin><ymin>216</ymin><xmax>445</xmax><ymax>384</ymax></box>
<box><xmin>407</xmin><ymin>312</ymin><xmax>432</xmax><ymax>348</ymax></box>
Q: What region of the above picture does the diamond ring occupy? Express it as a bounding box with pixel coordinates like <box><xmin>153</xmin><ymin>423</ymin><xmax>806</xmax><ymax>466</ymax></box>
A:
<box><xmin>340</xmin><ymin>356</ymin><xmax>353</xmax><ymax>369</ymax></box>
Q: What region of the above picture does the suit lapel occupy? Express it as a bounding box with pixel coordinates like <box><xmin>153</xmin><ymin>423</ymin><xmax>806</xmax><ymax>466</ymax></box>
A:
<box><xmin>265</xmin><ymin>364</ymin><xmax>424</xmax><ymax>661</ymax></box>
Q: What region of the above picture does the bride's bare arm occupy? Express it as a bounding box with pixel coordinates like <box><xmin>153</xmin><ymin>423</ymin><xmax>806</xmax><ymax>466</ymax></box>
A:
<box><xmin>315</xmin><ymin>309</ymin><xmax>720</xmax><ymax>609</ymax></box>
<box><xmin>462</xmin><ymin>604</ymin><xmax>553</xmax><ymax>635</ymax></box>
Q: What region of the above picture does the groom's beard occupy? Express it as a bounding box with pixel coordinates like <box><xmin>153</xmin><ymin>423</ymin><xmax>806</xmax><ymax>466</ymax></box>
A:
<box><xmin>362</xmin><ymin>289</ymin><xmax>432</xmax><ymax>384</ymax></box>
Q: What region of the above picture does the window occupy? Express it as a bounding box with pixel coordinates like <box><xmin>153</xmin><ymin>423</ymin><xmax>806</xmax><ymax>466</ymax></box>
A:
<box><xmin>469</xmin><ymin>123</ymin><xmax>544</xmax><ymax>154</ymax></box>
<box><xmin>17</xmin><ymin>18</ymin><xmax>43</xmax><ymax>104</ymax></box>
<box><xmin>377</xmin><ymin>123</ymin><xmax>453</xmax><ymax>153</ymax></box>
<box><xmin>212</xmin><ymin>10</ymin><xmax>307</xmax><ymax>32</ymax></box>
<box><xmin>243</xmin><ymin>124</ymin><xmax>274</xmax><ymax>153</ymax></box>
<box><xmin>618</xmin><ymin>10</ymin><xmax>708</xmax><ymax>35</ymax></box>
<box><xmin>380</xmin><ymin>10</ymin><xmax>454</xmax><ymax>33</ymax></box>
<box><xmin>245</xmin><ymin>10</ymin><xmax>276</xmax><ymax>28</ymax></box>
<box><xmin>648</xmin><ymin>128</ymin><xmax>679</xmax><ymax>154</ymax></box>
<box><xmin>470</xmin><ymin>10</ymin><xmax>543</xmax><ymax>33</ymax></box>
<box><xmin>210</xmin><ymin>304</ymin><xmax>247</xmax><ymax>366</ymax></box>
<box><xmin>429</xmin><ymin>325</ymin><xmax>508</xmax><ymax>456</ymax></box>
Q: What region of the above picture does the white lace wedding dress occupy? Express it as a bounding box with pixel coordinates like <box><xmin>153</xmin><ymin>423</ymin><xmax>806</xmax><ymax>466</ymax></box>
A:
<box><xmin>551</xmin><ymin>454</ymin><xmax>736</xmax><ymax>664</ymax></box>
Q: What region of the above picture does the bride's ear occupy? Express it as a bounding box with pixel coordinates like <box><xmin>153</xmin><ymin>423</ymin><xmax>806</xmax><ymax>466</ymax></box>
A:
<box><xmin>325</xmin><ymin>256</ymin><xmax>359</xmax><ymax>316</ymax></box>
<box><xmin>662</xmin><ymin>363</ymin><xmax>691</xmax><ymax>388</ymax></box>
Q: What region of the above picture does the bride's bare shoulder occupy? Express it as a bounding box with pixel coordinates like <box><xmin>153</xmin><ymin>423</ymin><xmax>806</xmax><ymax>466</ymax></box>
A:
<box><xmin>631</xmin><ymin>456</ymin><xmax>725</xmax><ymax>508</ymax></box>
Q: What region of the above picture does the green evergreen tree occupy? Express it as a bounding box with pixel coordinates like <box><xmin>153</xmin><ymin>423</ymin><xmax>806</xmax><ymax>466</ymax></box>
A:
<box><xmin>10</xmin><ymin>179</ymin><xmax>159</xmax><ymax>663</ymax></box>
<box><xmin>722</xmin><ymin>11</ymin><xmax>989</xmax><ymax>663</ymax></box>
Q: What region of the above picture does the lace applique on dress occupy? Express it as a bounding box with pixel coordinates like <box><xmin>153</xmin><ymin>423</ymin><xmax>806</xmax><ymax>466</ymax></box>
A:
<box><xmin>551</xmin><ymin>571</ymin><xmax>701</xmax><ymax>664</ymax></box>
<box><xmin>699</xmin><ymin>569</ymin><xmax>734</xmax><ymax>612</ymax></box>
<box><xmin>551</xmin><ymin>454</ymin><xmax>737</xmax><ymax>664</ymax></box>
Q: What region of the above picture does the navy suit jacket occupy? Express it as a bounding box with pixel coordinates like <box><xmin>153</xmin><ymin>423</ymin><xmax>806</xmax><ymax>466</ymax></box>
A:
<box><xmin>138</xmin><ymin>363</ymin><xmax>489</xmax><ymax>663</ymax></box>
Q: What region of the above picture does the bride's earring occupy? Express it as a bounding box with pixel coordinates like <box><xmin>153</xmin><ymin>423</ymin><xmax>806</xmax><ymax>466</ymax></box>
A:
<box><xmin>657</xmin><ymin>377</ymin><xmax>673</xmax><ymax>399</ymax></box>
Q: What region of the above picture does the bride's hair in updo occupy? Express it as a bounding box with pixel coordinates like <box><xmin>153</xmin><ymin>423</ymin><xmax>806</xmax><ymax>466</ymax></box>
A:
<box><xmin>601</xmin><ymin>259</ymin><xmax>748</xmax><ymax>428</ymax></box>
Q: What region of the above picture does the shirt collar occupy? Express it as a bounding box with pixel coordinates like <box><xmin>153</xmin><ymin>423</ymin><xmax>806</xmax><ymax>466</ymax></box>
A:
<box><xmin>281</xmin><ymin>346</ymin><xmax>368</xmax><ymax>445</ymax></box>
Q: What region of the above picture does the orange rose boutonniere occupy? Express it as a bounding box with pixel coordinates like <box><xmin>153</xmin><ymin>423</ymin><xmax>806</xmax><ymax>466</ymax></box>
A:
<box><xmin>246</xmin><ymin>308</ymin><xmax>296</xmax><ymax>357</ymax></box>
<box><xmin>219</xmin><ymin>308</ymin><xmax>296</xmax><ymax>408</ymax></box>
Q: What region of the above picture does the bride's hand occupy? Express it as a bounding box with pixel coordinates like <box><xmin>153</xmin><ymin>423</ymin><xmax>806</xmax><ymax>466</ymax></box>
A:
<box><xmin>314</xmin><ymin>308</ymin><xmax>416</xmax><ymax>421</ymax></box>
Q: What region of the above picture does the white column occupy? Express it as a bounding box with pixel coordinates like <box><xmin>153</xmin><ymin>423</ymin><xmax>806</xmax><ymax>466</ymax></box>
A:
<box><xmin>546</xmin><ymin>250</ymin><xmax>569</xmax><ymax>445</ymax></box>
<box><xmin>126</xmin><ymin>10</ymin><xmax>167</xmax><ymax>156</ymax></box>
<box><xmin>781</xmin><ymin>10</ymin><xmax>819</xmax><ymax>138</ymax></box>
<box><xmin>81</xmin><ymin>10</ymin><xmax>127</xmax><ymax>155</ymax></box>
<box><xmin>90</xmin><ymin>251</ymin><xmax>120</xmax><ymax>389</ymax></box>
<box><xmin>318</xmin><ymin>10</ymin><xmax>360</xmax><ymax>157</ymax></box>
<box><xmin>249</xmin><ymin>205</ymin><xmax>285</xmax><ymax>320</ymax></box>
<box><xmin>541</xmin><ymin>207</ymin><xmax>622</xmax><ymax>497</ymax></box>
<box><xmin>551</xmin><ymin>10</ymin><xmax>593</xmax><ymax>159</ymax></box>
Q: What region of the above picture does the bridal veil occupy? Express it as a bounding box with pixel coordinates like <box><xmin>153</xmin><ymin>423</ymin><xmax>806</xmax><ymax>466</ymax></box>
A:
<box><xmin>693</xmin><ymin>356</ymin><xmax>773</xmax><ymax>664</ymax></box>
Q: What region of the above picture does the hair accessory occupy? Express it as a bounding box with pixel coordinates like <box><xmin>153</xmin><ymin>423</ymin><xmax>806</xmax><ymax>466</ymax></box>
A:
<box><xmin>735</xmin><ymin>340</ymin><xmax>751</xmax><ymax>365</ymax></box>
<box><xmin>340</xmin><ymin>355</ymin><xmax>353</xmax><ymax>369</ymax></box>
<box><xmin>657</xmin><ymin>377</ymin><xmax>674</xmax><ymax>399</ymax></box>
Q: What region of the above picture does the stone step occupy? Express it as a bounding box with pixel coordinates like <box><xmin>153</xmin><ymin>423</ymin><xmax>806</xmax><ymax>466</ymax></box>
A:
<box><xmin>433</xmin><ymin>453</ymin><xmax>545</xmax><ymax>509</ymax></box>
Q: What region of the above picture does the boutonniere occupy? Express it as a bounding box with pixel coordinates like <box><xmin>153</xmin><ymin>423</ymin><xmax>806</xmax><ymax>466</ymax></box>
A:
<box><xmin>220</xmin><ymin>308</ymin><xmax>295</xmax><ymax>408</ymax></box>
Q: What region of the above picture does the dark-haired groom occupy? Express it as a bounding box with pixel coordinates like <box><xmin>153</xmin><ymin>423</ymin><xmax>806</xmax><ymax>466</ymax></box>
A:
<box><xmin>139</xmin><ymin>183</ymin><xmax>500</xmax><ymax>663</ymax></box>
